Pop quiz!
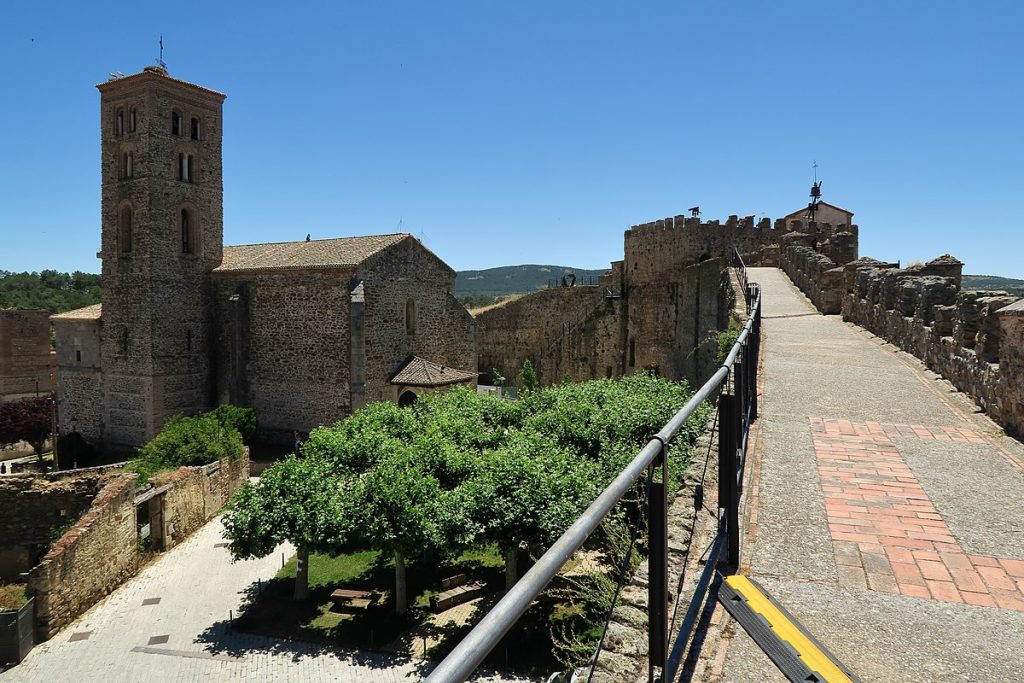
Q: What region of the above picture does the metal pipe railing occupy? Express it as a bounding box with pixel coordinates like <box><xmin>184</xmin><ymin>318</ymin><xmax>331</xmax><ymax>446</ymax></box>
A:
<box><xmin>426</xmin><ymin>285</ymin><xmax>762</xmax><ymax>683</ymax></box>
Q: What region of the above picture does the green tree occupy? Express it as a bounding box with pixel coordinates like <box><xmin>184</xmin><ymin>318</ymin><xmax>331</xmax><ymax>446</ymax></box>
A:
<box><xmin>358</xmin><ymin>451</ymin><xmax>443</xmax><ymax>615</ymax></box>
<box><xmin>464</xmin><ymin>435</ymin><xmax>600</xmax><ymax>590</ymax></box>
<box><xmin>519</xmin><ymin>359</ymin><xmax>539</xmax><ymax>392</ymax></box>
<box><xmin>224</xmin><ymin>455</ymin><xmax>357</xmax><ymax>600</ymax></box>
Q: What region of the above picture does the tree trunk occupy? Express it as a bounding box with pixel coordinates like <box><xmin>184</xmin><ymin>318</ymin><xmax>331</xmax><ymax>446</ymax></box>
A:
<box><xmin>394</xmin><ymin>550</ymin><xmax>407</xmax><ymax>615</ymax></box>
<box><xmin>293</xmin><ymin>547</ymin><xmax>310</xmax><ymax>601</ymax></box>
<box><xmin>504</xmin><ymin>546</ymin><xmax>518</xmax><ymax>591</ymax></box>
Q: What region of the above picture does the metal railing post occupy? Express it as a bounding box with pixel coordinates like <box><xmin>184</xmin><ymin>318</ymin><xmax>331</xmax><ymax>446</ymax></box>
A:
<box><xmin>718</xmin><ymin>393</ymin><xmax>739</xmax><ymax>568</ymax></box>
<box><xmin>648</xmin><ymin>445</ymin><xmax>669</xmax><ymax>682</ymax></box>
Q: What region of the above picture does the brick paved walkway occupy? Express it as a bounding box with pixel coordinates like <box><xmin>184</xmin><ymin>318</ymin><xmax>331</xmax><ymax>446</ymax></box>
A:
<box><xmin>1</xmin><ymin>516</ymin><xmax>531</xmax><ymax>682</ymax></box>
<box><xmin>711</xmin><ymin>267</ymin><xmax>1024</xmax><ymax>683</ymax></box>
<box><xmin>813</xmin><ymin>417</ymin><xmax>1024</xmax><ymax>609</ymax></box>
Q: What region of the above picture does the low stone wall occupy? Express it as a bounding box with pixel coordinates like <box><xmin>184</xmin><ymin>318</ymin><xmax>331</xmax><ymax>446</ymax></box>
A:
<box><xmin>778</xmin><ymin>227</ymin><xmax>857</xmax><ymax>315</ymax></box>
<box><xmin>24</xmin><ymin>451</ymin><xmax>249</xmax><ymax>641</ymax></box>
<box><xmin>158</xmin><ymin>453</ymin><xmax>249</xmax><ymax>549</ymax></box>
<box><xmin>27</xmin><ymin>473</ymin><xmax>138</xmax><ymax>641</ymax></box>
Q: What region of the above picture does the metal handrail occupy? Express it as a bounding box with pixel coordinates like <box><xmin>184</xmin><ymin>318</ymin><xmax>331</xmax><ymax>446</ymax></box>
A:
<box><xmin>426</xmin><ymin>287</ymin><xmax>763</xmax><ymax>683</ymax></box>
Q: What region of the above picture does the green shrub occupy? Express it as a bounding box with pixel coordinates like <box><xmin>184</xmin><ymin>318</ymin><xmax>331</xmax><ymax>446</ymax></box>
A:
<box><xmin>209</xmin><ymin>405</ymin><xmax>257</xmax><ymax>444</ymax></box>
<box><xmin>130</xmin><ymin>414</ymin><xmax>243</xmax><ymax>482</ymax></box>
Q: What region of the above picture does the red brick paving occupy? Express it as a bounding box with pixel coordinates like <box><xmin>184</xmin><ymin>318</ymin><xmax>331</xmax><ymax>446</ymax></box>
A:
<box><xmin>812</xmin><ymin>417</ymin><xmax>1024</xmax><ymax>611</ymax></box>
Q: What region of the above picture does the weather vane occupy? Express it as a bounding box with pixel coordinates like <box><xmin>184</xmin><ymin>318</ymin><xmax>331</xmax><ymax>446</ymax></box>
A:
<box><xmin>805</xmin><ymin>160</ymin><xmax>822</xmax><ymax>221</ymax></box>
<box><xmin>157</xmin><ymin>35</ymin><xmax>167</xmax><ymax>71</ymax></box>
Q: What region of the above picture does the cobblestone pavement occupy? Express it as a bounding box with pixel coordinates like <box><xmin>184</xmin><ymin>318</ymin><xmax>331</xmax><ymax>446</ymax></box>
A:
<box><xmin>710</xmin><ymin>268</ymin><xmax>1024</xmax><ymax>682</ymax></box>
<box><xmin>2</xmin><ymin>517</ymin><xmax>532</xmax><ymax>682</ymax></box>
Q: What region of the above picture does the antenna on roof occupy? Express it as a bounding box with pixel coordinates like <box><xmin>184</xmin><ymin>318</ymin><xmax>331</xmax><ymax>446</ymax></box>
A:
<box><xmin>805</xmin><ymin>160</ymin><xmax>822</xmax><ymax>221</ymax></box>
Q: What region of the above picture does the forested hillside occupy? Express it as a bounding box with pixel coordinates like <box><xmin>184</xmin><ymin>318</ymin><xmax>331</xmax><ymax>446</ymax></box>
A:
<box><xmin>0</xmin><ymin>271</ymin><xmax>101</xmax><ymax>313</ymax></box>
<box><xmin>962</xmin><ymin>274</ymin><xmax>1024</xmax><ymax>297</ymax></box>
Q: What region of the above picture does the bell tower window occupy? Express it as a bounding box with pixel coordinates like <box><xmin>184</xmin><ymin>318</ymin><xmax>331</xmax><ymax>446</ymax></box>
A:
<box><xmin>121</xmin><ymin>152</ymin><xmax>133</xmax><ymax>179</ymax></box>
<box><xmin>190</xmin><ymin>117</ymin><xmax>200</xmax><ymax>140</ymax></box>
<box><xmin>171</xmin><ymin>111</ymin><xmax>182</xmax><ymax>136</ymax></box>
<box><xmin>129</xmin><ymin>108</ymin><xmax>137</xmax><ymax>133</ymax></box>
<box><xmin>115</xmin><ymin>109</ymin><xmax>124</xmax><ymax>136</ymax></box>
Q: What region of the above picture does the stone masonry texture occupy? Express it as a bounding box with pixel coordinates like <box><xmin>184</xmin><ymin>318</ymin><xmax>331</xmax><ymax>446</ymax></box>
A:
<box><xmin>0</xmin><ymin>310</ymin><xmax>52</xmax><ymax>402</ymax></box>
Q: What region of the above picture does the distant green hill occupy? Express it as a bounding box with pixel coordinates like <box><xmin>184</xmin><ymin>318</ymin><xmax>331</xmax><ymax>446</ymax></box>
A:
<box><xmin>455</xmin><ymin>265</ymin><xmax>609</xmax><ymax>300</ymax></box>
<box><xmin>962</xmin><ymin>274</ymin><xmax>1024</xmax><ymax>297</ymax></box>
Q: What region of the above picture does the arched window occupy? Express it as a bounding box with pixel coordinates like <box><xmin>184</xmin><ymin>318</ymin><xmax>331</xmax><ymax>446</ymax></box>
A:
<box><xmin>119</xmin><ymin>204</ymin><xmax>133</xmax><ymax>254</ymax></box>
<box><xmin>186</xmin><ymin>154</ymin><xmax>194</xmax><ymax>183</ymax></box>
<box><xmin>180</xmin><ymin>208</ymin><xmax>197</xmax><ymax>255</ymax></box>
<box><xmin>405</xmin><ymin>299</ymin><xmax>416</xmax><ymax>334</ymax></box>
<box><xmin>171</xmin><ymin>111</ymin><xmax>182</xmax><ymax>136</ymax></box>
<box><xmin>190</xmin><ymin>117</ymin><xmax>200</xmax><ymax>140</ymax></box>
<box><xmin>115</xmin><ymin>109</ymin><xmax>124</xmax><ymax>135</ymax></box>
<box><xmin>129</xmin><ymin>108</ymin><xmax>137</xmax><ymax>133</ymax></box>
<box><xmin>178</xmin><ymin>153</ymin><xmax>185</xmax><ymax>181</ymax></box>
<box><xmin>121</xmin><ymin>152</ymin><xmax>133</xmax><ymax>179</ymax></box>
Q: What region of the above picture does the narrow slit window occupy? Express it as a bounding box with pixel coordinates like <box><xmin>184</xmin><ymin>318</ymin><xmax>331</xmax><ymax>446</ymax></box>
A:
<box><xmin>181</xmin><ymin>209</ymin><xmax>192</xmax><ymax>254</ymax></box>
<box><xmin>186</xmin><ymin>329</ymin><xmax>192</xmax><ymax>352</ymax></box>
<box><xmin>190</xmin><ymin>117</ymin><xmax>200</xmax><ymax>140</ymax></box>
<box><xmin>129</xmin><ymin>108</ymin><xmax>137</xmax><ymax>132</ymax></box>
<box><xmin>186</xmin><ymin>155</ymin><xmax>194</xmax><ymax>182</ymax></box>
<box><xmin>119</xmin><ymin>204</ymin><xmax>133</xmax><ymax>253</ymax></box>
<box><xmin>76</xmin><ymin>350</ymin><xmax>82</xmax><ymax>363</ymax></box>
<box><xmin>116</xmin><ymin>109</ymin><xmax>124</xmax><ymax>135</ymax></box>
<box><xmin>405</xmin><ymin>299</ymin><xmax>416</xmax><ymax>334</ymax></box>
<box><xmin>178</xmin><ymin>153</ymin><xmax>185</xmax><ymax>181</ymax></box>
<box><xmin>126</xmin><ymin>152</ymin><xmax>133</xmax><ymax>178</ymax></box>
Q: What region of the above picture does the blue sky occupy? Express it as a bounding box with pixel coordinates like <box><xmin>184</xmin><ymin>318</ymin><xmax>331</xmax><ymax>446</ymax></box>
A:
<box><xmin>1</xmin><ymin>1</ymin><xmax>1021</xmax><ymax>277</ymax></box>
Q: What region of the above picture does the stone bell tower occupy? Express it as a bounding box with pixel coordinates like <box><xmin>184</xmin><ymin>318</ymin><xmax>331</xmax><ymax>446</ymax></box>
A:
<box><xmin>96</xmin><ymin>66</ymin><xmax>226</xmax><ymax>447</ymax></box>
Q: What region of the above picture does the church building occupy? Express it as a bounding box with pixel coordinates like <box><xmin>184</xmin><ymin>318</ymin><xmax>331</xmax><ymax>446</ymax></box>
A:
<box><xmin>52</xmin><ymin>66</ymin><xmax>476</xmax><ymax>450</ymax></box>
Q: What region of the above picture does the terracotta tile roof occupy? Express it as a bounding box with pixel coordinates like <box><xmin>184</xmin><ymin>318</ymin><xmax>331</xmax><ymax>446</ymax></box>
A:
<box><xmin>51</xmin><ymin>304</ymin><xmax>102</xmax><ymax>321</ymax></box>
<box><xmin>215</xmin><ymin>234</ymin><xmax>409</xmax><ymax>273</ymax></box>
<box><xmin>390</xmin><ymin>356</ymin><xmax>478</xmax><ymax>387</ymax></box>
<box><xmin>97</xmin><ymin>67</ymin><xmax>226</xmax><ymax>100</ymax></box>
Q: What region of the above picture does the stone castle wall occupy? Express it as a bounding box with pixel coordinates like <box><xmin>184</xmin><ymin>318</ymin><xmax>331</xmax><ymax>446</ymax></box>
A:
<box><xmin>476</xmin><ymin>286</ymin><xmax>613</xmax><ymax>386</ymax></box>
<box><xmin>0</xmin><ymin>310</ymin><xmax>52</xmax><ymax>402</ymax></box>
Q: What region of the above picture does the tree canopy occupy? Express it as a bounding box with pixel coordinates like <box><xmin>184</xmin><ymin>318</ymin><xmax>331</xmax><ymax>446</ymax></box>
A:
<box><xmin>0</xmin><ymin>270</ymin><xmax>101</xmax><ymax>313</ymax></box>
<box><xmin>223</xmin><ymin>374</ymin><xmax>709</xmax><ymax>613</ymax></box>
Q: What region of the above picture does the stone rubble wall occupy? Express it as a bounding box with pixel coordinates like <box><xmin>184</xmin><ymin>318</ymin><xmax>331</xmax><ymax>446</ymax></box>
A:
<box><xmin>26</xmin><ymin>473</ymin><xmax>139</xmax><ymax>641</ymax></box>
<box><xmin>0</xmin><ymin>474</ymin><xmax>107</xmax><ymax>579</ymax></box>
<box><xmin>777</xmin><ymin>220</ymin><xmax>860</xmax><ymax>315</ymax></box>
<box><xmin>25</xmin><ymin>451</ymin><xmax>249</xmax><ymax>642</ymax></box>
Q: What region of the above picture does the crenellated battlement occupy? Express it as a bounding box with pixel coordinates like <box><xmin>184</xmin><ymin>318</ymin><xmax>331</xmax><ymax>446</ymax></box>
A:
<box><xmin>623</xmin><ymin>212</ymin><xmax>859</xmax><ymax>286</ymax></box>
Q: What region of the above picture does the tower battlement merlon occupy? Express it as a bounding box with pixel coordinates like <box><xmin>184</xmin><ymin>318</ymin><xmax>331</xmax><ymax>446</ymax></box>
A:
<box><xmin>624</xmin><ymin>213</ymin><xmax>782</xmax><ymax>238</ymax></box>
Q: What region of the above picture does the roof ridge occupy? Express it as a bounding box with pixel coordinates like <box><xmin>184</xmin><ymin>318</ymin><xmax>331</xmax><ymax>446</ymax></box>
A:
<box><xmin>224</xmin><ymin>233</ymin><xmax>409</xmax><ymax>249</ymax></box>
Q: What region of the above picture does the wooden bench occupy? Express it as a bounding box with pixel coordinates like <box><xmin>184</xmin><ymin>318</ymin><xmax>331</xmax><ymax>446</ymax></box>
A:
<box><xmin>430</xmin><ymin>575</ymin><xmax>488</xmax><ymax>613</ymax></box>
<box><xmin>330</xmin><ymin>588</ymin><xmax>379</xmax><ymax>610</ymax></box>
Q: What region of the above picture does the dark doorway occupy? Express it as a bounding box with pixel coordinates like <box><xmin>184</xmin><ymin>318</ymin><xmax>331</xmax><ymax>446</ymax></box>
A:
<box><xmin>398</xmin><ymin>391</ymin><xmax>418</xmax><ymax>408</ymax></box>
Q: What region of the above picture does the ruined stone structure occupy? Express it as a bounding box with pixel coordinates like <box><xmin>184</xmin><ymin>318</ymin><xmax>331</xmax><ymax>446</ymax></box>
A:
<box><xmin>477</xmin><ymin>212</ymin><xmax>855</xmax><ymax>388</ymax></box>
<box><xmin>0</xmin><ymin>310</ymin><xmax>53</xmax><ymax>402</ymax></box>
<box><xmin>781</xmin><ymin>244</ymin><xmax>1024</xmax><ymax>437</ymax></box>
<box><xmin>52</xmin><ymin>67</ymin><xmax>475</xmax><ymax>449</ymax></box>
